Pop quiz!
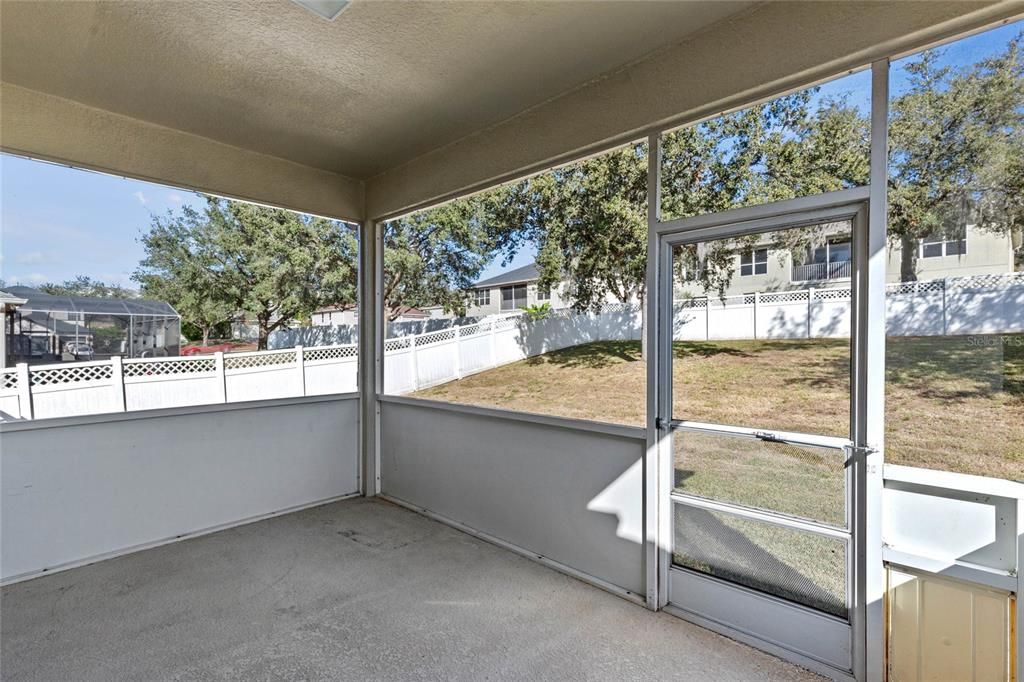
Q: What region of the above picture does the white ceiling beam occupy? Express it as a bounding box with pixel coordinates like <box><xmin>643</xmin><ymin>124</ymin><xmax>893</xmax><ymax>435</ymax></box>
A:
<box><xmin>0</xmin><ymin>83</ymin><xmax>365</xmax><ymax>222</ymax></box>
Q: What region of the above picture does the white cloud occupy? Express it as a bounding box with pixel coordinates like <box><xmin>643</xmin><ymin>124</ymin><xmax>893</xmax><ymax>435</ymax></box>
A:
<box><xmin>8</xmin><ymin>273</ymin><xmax>48</xmax><ymax>285</ymax></box>
<box><xmin>167</xmin><ymin>193</ymin><xmax>183</xmax><ymax>204</ymax></box>
<box><xmin>133</xmin><ymin>190</ymin><xmax>148</xmax><ymax>205</ymax></box>
<box><xmin>15</xmin><ymin>251</ymin><xmax>47</xmax><ymax>265</ymax></box>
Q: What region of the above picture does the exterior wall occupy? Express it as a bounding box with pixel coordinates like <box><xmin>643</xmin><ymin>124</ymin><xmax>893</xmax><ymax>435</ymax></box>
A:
<box><xmin>886</xmin><ymin>227</ymin><xmax>1012</xmax><ymax>283</ymax></box>
<box><xmin>464</xmin><ymin>280</ymin><xmax>610</xmax><ymax>318</ymax></box>
<box><xmin>679</xmin><ymin>225</ymin><xmax>1013</xmax><ymax>299</ymax></box>
<box><xmin>313</xmin><ymin>309</ymin><xmax>357</xmax><ymax>326</ymax></box>
<box><xmin>0</xmin><ymin>395</ymin><xmax>361</xmax><ymax>583</ymax></box>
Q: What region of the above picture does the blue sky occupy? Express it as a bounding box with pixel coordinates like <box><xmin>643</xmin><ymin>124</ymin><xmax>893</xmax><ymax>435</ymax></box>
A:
<box><xmin>2</xmin><ymin>21</ymin><xmax>1019</xmax><ymax>288</ymax></box>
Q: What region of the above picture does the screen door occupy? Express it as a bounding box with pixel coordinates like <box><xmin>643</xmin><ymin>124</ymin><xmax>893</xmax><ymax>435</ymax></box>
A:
<box><xmin>656</xmin><ymin>198</ymin><xmax>869</xmax><ymax>677</ymax></box>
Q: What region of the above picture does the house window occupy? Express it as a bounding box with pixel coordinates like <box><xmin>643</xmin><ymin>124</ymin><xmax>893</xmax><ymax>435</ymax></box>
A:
<box><xmin>740</xmin><ymin>248</ymin><xmax>768</xmax><ymax>276</ymax></box>
<box><xmin>472</xmin><ymin>289</ymin><xmax>490</xmax><ymax>306</ymax></box>
<box><xmin>920</xmin><ymin>229</ymin><xmax>967</xmax><ymax>258</ymax></box>
<box><xmin>537</xmin><ymin>285</ymin><xmax>550</xmax><ymax>301</ymax></box>
<box><xmin>500</xmin><ymin>284</ymin><xmax>527</xmax><ymax>311</ymax></box>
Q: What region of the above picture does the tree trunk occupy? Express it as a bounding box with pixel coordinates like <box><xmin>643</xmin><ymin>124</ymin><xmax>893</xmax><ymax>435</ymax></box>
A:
<box><xmin>258</xmin><ymin>318</ymin><xmax>270</xmax><ymax>351</ymax></box>
<box><xmin>202</xmin><ymin>327</ymin><xmax>210</xmax><ymax>347</ymax></box>
<box><xmin>899</xmin><ymin>233</ymin><xmax>919</xmax><ymax>282</ymax></box>
<box><xmin>639</xmin><ymin>291</ymin><xmax>647</xmax><ymax>362</ymax></box>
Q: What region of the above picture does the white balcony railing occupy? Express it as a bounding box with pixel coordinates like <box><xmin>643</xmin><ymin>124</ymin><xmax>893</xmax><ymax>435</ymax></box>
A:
<box><xmin>791</xmin><ymin>260</ymin><xmax>852</xmax><ymax>281</ymax></box>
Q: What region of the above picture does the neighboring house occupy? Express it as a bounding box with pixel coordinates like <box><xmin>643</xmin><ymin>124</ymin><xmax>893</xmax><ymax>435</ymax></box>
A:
<box><xmin>311</xmin><ymin>304</ymin><xmax>431</xmax><ymax>326</ymax></box>
<box><xmin>463</xmin><ymin>262</ymin><xmax>570</xmax><ymax>317</ymax></box>
<box><xmin>678</xmin><ymin>222</ymin><xmax>1015</xmax><ymax>299</ymax></box>
<box><xmin>311</xmin><ymin>304</ymin><xmax>358</xmax><ymax>326</ymax></box>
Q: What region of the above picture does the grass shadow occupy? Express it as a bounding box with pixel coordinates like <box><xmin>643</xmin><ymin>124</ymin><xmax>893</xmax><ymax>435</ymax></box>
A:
<box><xmin>524</xmin><ymin>340</ymin><xmax>642</xmax><ymax>369</ymax></box>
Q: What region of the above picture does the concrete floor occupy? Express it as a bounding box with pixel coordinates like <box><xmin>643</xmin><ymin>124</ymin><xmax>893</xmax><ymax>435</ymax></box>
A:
<box><xmin>1</xmin><ymin>498</ymin><xmax>822</xmax><ymax>681</ymax></box>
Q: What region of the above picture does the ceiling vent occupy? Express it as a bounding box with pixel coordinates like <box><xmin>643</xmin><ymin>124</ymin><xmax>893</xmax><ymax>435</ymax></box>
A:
<box><xmin>290</xmin><ymin>0</ymin><xmax>350</xmax><ymax>21</ymax></box>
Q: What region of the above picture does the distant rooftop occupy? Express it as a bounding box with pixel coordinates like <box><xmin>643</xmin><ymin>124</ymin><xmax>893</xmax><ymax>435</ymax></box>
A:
<box><xmin>471</xmin><ymin>262</ymin><xmax>539</xmax><ymax>290</ymax></box>
<box><xmin>4</xmin><ymin>286</ymin><xmax>179</xmax><ymax>317</ymax></box>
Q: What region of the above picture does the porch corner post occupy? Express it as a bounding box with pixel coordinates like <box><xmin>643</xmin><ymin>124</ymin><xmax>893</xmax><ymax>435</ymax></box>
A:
<box><xmin>358</xmin><ymin>219</ymin><xmax>384</xmax><ymax>497</ymax></box>
<box><xmin>853</xmin><ymin>58</ymin><xmax>890</xmax><ymax>682</ymax></box>
<box><xmin>644</xmin><ymin>132</ymin><xmax>670</xmax><ymax>611</ymax></box>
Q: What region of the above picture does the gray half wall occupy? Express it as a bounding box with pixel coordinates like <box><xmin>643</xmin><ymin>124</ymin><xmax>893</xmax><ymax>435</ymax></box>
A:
<box><xmin>0</xmin><ymin>395</ymin><xmax>360</xmax><ymax>583</ymax></box>
<box><xmin>379</xmin><ymin>398</ymin><xmax>645</xmax><ymax>596</ymax></box>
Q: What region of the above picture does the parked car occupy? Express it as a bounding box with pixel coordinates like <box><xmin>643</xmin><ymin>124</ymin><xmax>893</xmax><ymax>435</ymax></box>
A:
<box><xmin>63</xmin><ymin>342</ymin><xmax>95</xmax><ymax>361</ymax></box>
<box><xmin>181</xmin><ymin>343</ymin><xmax>236</xmax><ymax>356</ymax></box>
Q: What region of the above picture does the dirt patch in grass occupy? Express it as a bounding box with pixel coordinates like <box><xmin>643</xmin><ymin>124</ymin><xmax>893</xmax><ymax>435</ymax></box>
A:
<box><xmin>414</xmin><ymin>335</ymin><xmax>1022</xmax><ymax>482</ymax></box>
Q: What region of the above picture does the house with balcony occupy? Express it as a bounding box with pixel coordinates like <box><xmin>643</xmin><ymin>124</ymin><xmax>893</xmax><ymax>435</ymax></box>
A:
<box><xmin>680</xmin><ymin>222</ymin><xmax>1016</xmax><ymax>299</ymax></box>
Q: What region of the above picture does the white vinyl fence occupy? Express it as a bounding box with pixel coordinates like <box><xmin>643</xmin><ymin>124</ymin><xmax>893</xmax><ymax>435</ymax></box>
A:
<box><xmin>0</xmin><ymin>345</ymin><xmax>358</xmax><ymax>421</ymax></box>
<box><xmin>2</xmin><ymin>273</ymin><xmax>1021</xmax><ymax>421</ymax></box>
<box><xmin>675</xmin><ymin>273</ymin><xmax>1024</xmax><ymax>340</ymax></box>
<box><xmin>0</xmin><ymin>305</ymin><xmax>640</xmax><ymax>421</ymax></box>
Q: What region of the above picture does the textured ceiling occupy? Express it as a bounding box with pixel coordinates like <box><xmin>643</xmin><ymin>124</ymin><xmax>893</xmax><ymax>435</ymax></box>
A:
<box><xmin>0</xmin><ymin>0</ymin><xmax>754</xmax><ymax>180</ymax></box>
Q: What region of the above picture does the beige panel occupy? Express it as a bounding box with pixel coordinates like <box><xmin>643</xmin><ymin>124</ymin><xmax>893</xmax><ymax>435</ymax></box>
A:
<box><xmin>920</xmin><ymin>579</ymin><xmax>975</xmax><ymax>681</ymax></box>
<box><xmin>889</xmin><ymin>570</ymin><xmax>921</xmax><ymax>682</ymax></box>
<box><xmin>0</xmin><ymin>83</ymin><xmax>364</xmax><ymax>221</ymax></box>
<box><xmin>888</xmin><ymin>568</ymin><xmax>1013</xmax><ymax>682</ymax></box>
<box><xmin>975</xmin><ymin>591</ymin><xmax>1012</xmax><ymax>682</ymax></box>
<box><xmin>365</xmin><ymin>1</ymin><xmax>1022</xmax><ymax>219</ymax></box>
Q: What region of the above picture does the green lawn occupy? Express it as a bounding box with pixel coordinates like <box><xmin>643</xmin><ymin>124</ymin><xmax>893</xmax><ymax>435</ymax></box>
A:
<box><xmin>415</xmin><ymin>334</ymin><xmax>1023</xmax><ymax>613</ymax></box>
<box><xmin>416</xmin><ymin>334</ymin><xmax>1023</xmax><ymax>482</ymax></box>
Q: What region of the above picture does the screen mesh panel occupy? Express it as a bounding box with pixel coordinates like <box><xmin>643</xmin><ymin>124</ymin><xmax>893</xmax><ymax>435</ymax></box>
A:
<box><xmin>674</xmin><ymin>431</ymin><xmax>847</xmax><ymax>527</ymax></box>
<box><xmin>673</xmin><ymin>503</ymin><xmax>847</xmax><ymax>618</ymax></box>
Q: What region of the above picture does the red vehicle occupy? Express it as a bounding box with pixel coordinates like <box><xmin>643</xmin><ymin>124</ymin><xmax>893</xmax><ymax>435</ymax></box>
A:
<box><xmin>181</xmin><ymin>343</ymin><xmax>236</xmax><ymax>356</ymax></box>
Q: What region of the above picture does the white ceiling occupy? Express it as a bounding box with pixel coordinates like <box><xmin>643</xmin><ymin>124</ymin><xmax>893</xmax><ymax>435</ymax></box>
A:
<box><xmin>0</xmin><ymin>0</ymin><xmax>755</xmax><ymax>180</ymax></box>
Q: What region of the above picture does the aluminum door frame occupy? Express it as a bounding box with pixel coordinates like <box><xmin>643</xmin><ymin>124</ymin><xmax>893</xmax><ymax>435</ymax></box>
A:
<box><xmin>643</xmin><ymin>60</ymin><xmax>888</xmax><ymax>682</ymax></box>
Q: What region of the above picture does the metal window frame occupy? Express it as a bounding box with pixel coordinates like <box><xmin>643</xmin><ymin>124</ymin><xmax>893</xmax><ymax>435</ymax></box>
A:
<box><xmin>499</xmin><ymin>284</ymin><xmax>528</xmax><ymax>311</ymax></box>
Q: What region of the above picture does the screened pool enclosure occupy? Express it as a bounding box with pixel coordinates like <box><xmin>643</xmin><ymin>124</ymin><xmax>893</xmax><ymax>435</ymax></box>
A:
<box><xmin>4</xmin><ymin>286</ymin><xmax>180</xmax><ymax>363</ymax></box>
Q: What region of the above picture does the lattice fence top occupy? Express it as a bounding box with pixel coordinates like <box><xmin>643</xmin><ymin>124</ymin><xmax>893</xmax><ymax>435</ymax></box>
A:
<box><xmin>813</xmin><ymin>288</ymin><xmax>851</xmax><ymax>301</ymax></box>
<box><xmin>458</xmin><ymin>323</ymin><xmax>485</xmax><ymax>337</ymax></box>
<box><xmin>31</xmin><ymin>363</ymin><xmax>113</xmax><ymax>386</ymax></box>
<box><xmin>602</xmin><ymin>302</ymin><xmax>640</xmax><ymax>314</ymax></box>
<box><xmin>417</xmin><ymin>328</ymin><xmax>456</xmax><ymax>346</ymax></box>
<box><xmin>493</xmin><ymin>317</ymin><xmax>520</xmax><ymax>331</ymax></box>
<box><xmin>759</xmin><ymin>291</ymin><xmax>805</xmax><ymax>304</ymax></box>
<box><xmin>946</xmin><ymin>272</ymin><xmax>1024</xmax><ymax>289</ymax></box>
<box><xmin>676</xmin><ymin>298</ymin><xmax>708</xmax><ymax>309</ymax></box>
<box><xmin>124</xmin><ymin>357</ymin><xmax>216</xmax><ymax>377</ymax></box>
<box><xmin>384</xmin><ymin>337</ymin><xmax>411</xmax><ymax>351</ymax></box>
<box><xmin>304</xmin><ymin>345</ymin><xmax>357</xmax><ymax>362</ymax></box>
<box><xmin>224</xmin><ymin>350</ymin><xmax>296</xmax><ymax>370</ymax></box>
<box><xmin>2</xmin><ymin>370</ymin><xmax>17</xmax><ymax>390</ymax></box>
<box><xmin>887</xmin><ymin>280</ymin><xmax>944</xmax><ymax>294</ymax></box>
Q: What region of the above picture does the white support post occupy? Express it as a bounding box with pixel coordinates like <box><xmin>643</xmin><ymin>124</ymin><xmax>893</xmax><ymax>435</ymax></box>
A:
<box><xmin>645</xmin><ymin>132</ymin><xmax>671</xmax><ymax>611</ymax></box>
<box><xmin>358</xmin><ymin>219</ymin><xmax>384</xmax><ymax>497</ymax></box>
<box><xmin>16</xmin><ymin>362</ymin><xmax>33</xmax><ymax>420</ymax></box>
<box><xmin>807</xmin><ymin>287</ymin><xmax>815</xmax><ymax>338</ymax></box>
<box><xmin>295</xmin><ymin>345</ymin><xmax>306</xmax><ymax>396</ymax></box>
<box><xmin>941</xmin><ymin>277</ymin><xmax>949</xmax><ymax>336</ymax></box>
<box><xmin>110</xmin><ymin>356</ymin><xmax>127</xmax><ymax>412</ymax></box>
<box><xmin>705</xmin><ymin>298</ymin><xmax>710</xmax><ymax>340</ymax></box>
<box><xmin>214</xmin><ymin>351</ymin><xmax>227</xmax><ymax>403</ymax></box>
<box><xmin>852</xmin><ymin>58</ymin><xmax>890</xmax><ymax>682</ymax></box>
<box><xmin>454</xmin><ymin>325</ymin><xmax>462</xmax><ymax>379</ymax></box>
<box><xmin>753</xmin><ymin>291</ymin><xmax>760</xmax><ymax>339</ymax></box>
<box><xmin>489</xmin><ymin>319</ymin><xmax>497</xmax><ymax>368</ymax></box>
<box><xmin>409</xmin><ymin>334</ymin><xmax>419</xmax><ymax>391</ymax></box>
